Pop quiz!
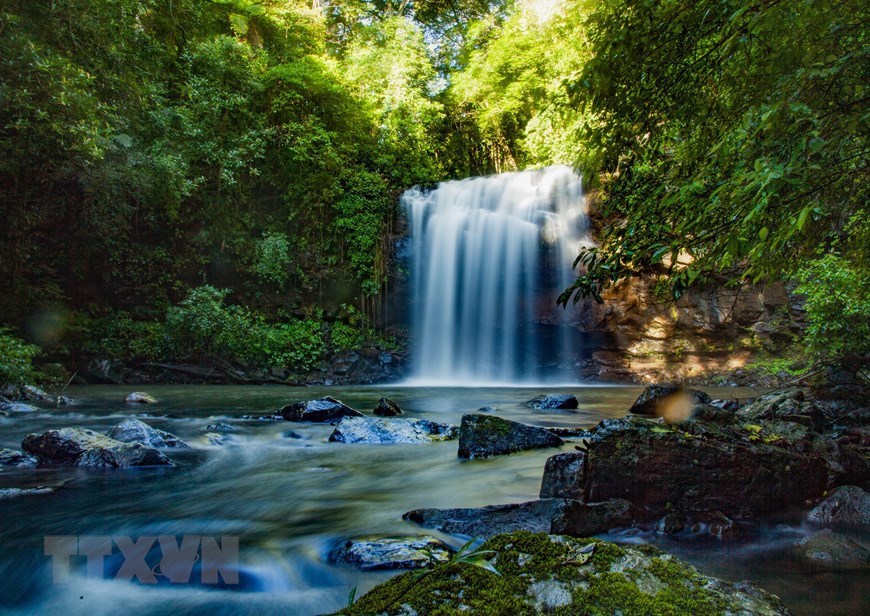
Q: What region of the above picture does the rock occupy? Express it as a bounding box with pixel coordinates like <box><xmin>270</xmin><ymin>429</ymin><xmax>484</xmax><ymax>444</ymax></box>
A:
<box><xmin>710</xmin><ymin>398</ymin><xmax>739</xmax><ymax>411</ymax></box>
<box><xmin>458</xmin><ymin>414</ymin><xmax>563</xmax><ymax>459</ymax></box>
<box><xmin>477</xmin><ymin>406</ymin><xmax>501</xmax><ymax>413</ymax></box>
<box><xmin>655</xmin><ymin>513</ymin><xmax>688</xmax><ymax>535</ymax></box>
<box><xmin>0</xmin><ymin>448</ymin><xmax>38</xmax><ymax>466</ymax></box>
<box><xmin>691</xmin><ymin>403</ymin><xmax>736</xmax><ymax>423</ymax></box>
<box><xmin>329</xmin><ymin>416</ymin><xmax>458</xmax><ymax>444</ymax></box>
<box><xmin>0</xmin><ymin>399</ymin><xmax>39</xmax><ymax>413</ymax></box>
<box><xmin>21</xmin><ymin>385</ymin><xmax>51</xmax><ymax>401</ymax></box>
<box><xmin>795</xmin><ymin>529</ymin><xmax>870</xmax><ymax>569</ymax></box>
<box><xmin>205</xmin><ymin>422</ymin><xmax>236</xmax><ymax>432</ymax></box>
<box><xmin>330</xmin><ymin>536</ymin><xmax>452</xmax><ymax>571</ymax></box>
<box><xmin>125</xmin><ymin>391</ymin><xmax>158</xmax><ymax>404</ymax></box>
<box><xmin>806</xmin><ymin>485</ymin><xmax>870</xmax><ymax>526</ymax></box>
<box><xmin>523</xmin><ymin>394</ymin><xmax>579</xmax><ymax>410</ymax></box>
<box><xmin>344</xmin><ymin>531</ymin><xmax>791</xmax><ymax>616</ymax></box>
<box><xmin>737</xmin><ymin>389</ymin><xmax>825</xmax><ymax>430</ymax></box>
<box><xmin>280</xmin><ymin>396</ymin><xmax>363</xmax><ymax>422</ymax></box>
<box><xmin>56</xmin><ymin>395</ymin><xmax>78</xmax><ymax>406</ymax></box>
<box><xmin>545</xmin><ymin>427</ymin><xmax>589</xmax><ymax>438</ymax></box>
<box><xmin>540</xmin><ymin>452</ymin><xmax>585</xmax><ymax>499</ymax></box>
<box><xmin>404</xmin><ymin>498</ymin><xmax>635</xmax><ymax>539</ymax></box>
<box><xmin>0</xmin><ymin>486</ymin><xmax>55</xmax><ymax>499</ymax></box>
<box><xmin>205</xmin><ymin>432</ymin><xmax>225</xmax><ymax>446</ymax></box>
<box><xmin>555</xmin><ymin>415</ymin><xmax>830</xmax><ymax>519</ymax></box>
<box><xmin>282</xmin><ymin>430</ymin><xmax>306</xmax><ymax>439</ymax></box>
<box><xmin>373</xmin><ymin>397</ymin><xmax>403</xmax><ymax>416</ymax></box>
<box><xmin>107</xmin><ymin>418</ymin><xmax>189</xmax><ymax>448</ymax></box>
<box><xmin>628</xmin><ymin>384</ymin><xmax>711</xmax><ymax>418</ymax></box>
<box><xmin>22</xmin><ymin>428</ymin><xmax>171</xmax><ymax>468</ymax></box>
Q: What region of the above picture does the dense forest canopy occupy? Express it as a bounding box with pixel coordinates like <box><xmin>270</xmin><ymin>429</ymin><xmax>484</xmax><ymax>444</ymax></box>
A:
<box><xmin>0</xmin><ymin>0</ymin><xmax>866</xmax><ymax>380</ymax></box>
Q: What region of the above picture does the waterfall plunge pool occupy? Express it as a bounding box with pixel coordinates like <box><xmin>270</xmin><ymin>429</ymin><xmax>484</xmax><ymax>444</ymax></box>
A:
<box><xmin>0</xmin><ymin>385</ymin><xmax>865</xmax><ymax>615</ymax></box>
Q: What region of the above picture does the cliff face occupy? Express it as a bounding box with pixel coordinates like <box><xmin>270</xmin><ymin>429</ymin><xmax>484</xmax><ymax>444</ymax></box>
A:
<box><xmin>570</xmin><ymin>276</ymin><xmax>801</xmax><ymax>384</ymax></box>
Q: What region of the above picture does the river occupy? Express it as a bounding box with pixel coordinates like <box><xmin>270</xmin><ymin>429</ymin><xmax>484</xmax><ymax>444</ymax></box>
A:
<box><xmin>0</xmin><ymin>385</ymin><xmax>865</xmax><ymax>615</ymax></box>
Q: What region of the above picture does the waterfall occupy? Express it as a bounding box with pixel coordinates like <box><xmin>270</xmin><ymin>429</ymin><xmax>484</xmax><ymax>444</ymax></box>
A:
<box><xmin>402</xmin><ymin>165</ymin><xmax>591</xmax><ymax>385</ymax></box>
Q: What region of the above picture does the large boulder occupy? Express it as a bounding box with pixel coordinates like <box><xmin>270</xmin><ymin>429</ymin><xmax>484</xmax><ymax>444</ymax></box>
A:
<box><xmin>338</xmin><ymin>531</ymin><xmax>791</xmax><ymax>616</ymax></box>
<box><xmin>458</xmin><ymin>414</ymin><xmax>563</xmax><ymax>459</ymax></box>
<box><xmin>628</xmin><ymin>384</ymin><xmax>711</xmax><ymax>417</ymax></box>
<box><xmin>107</xmin><ymin>418</ymin><xmax>189</xmax><ymax>448</ymax></box>
<box><xmin>794</xmin><ymin>529</ymin><xmax>870</xmax><ymax>569</ymax></box>
<box><xmin>404</xmin><ymin>498</ymin><xmax>635</xmax><ymax>539</ymax></box>
<box><xmin>329</xmin><ymin>416</ymin><xmax>458</xmax><ymax>444</ymax></box>
<box><xmin>280</xmin><ymin>396</ymin><xmax>363</xmax><ymax>422</ymax></box>
<box><xmin>330</xmin><ymin>536</ymin><xmax>452</xmax><ymax>571</ymax></box>
<box><xmin>806</xmin><ymin>485</ymin><xmax>870</xmax><ymax>526</ymax></box>
<box><xmin>372</xmin><ymin>397</ymin><xmax>403</xmax><ymax>416</ymax></box>
<box><xmin>523</xmin><ymin>394</ymin><xmax>579</xmax><ymax>410</ymax></box>
<box><xmin>545</xmin><ymin>416</ymin><xmax>831</xmax><ymax>519</ymax></box>
<box><xmin>22</xmin><ymin>428</ymin><xmax>171</xmax><ymax>468</ymax></box>
<box><xmin>737</xmin><ymin>389</ymin><xmax>825</xmax><ymax>429</ymax></box>
<box><xmin>540</xmin><ymin>452</ymin><xmax>586</xmax><ymax>499</ymax></box>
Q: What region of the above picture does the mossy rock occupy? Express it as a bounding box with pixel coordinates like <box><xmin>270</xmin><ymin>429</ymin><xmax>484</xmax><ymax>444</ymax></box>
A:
<box><xmin>336</xmin><ymin>531</ymin><xmax>790</xmax><ymax>615</ymax></box>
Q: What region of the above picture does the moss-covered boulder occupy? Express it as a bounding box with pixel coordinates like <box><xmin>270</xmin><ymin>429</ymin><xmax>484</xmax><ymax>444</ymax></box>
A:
<box><xmin>458</xmin><ymin>414</ymin><xmax>562</xmax><ymax>459</ymax></box>
<box><xmin>336</xmin><ymin>531</ymin><xmax>790</xmax><ymax>615</ymax></box>
<box><xmin>543</xmin><ymin>414</ymin><xmax>832</xmax><ymax>518</ymax></box>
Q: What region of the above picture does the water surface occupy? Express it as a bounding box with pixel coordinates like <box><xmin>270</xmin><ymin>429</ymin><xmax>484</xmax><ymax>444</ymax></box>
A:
<box><xmin>0</xmin><ymin>385</ymin><xmax>864</xmax><ymax>615</ymax></box>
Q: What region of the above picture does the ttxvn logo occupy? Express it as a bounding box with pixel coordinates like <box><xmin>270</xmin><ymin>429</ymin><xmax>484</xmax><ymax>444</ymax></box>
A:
<box><xmin>44</xmin><ymin>535</ymin><xmax>239</xmax><ymax>584</ymax></box>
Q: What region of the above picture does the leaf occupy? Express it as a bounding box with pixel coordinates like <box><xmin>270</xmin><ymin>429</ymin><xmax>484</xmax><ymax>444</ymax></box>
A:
<box><xmin>758</xmin><ymin>227</ymin><xmax>768</xmax><ymax>241</ymax></box>
<box><xmin>464</xmin><ymin>558</ymin><xmax>501</xmax><ymax>576</ymax></box>
<box><xmin>797</xmin><ymin>207</ymin><xmax>810</xmax><ymax>231</ymax></box>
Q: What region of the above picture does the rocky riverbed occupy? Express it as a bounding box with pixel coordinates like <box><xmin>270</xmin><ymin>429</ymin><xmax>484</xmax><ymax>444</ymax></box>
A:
<box><xmin>0</xmin><ymin>383</ymin><xmax>866</xmax><ymax>615</ymax></box>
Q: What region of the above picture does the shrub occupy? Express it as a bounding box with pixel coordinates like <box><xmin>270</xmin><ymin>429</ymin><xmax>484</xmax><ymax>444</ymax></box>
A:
<box><xmin>0</xmin><ymin>328</ymin><xmax>40</xmax><ymax>387</ymax></box>
<box><xmin>84</xmin><ymin>312</ymin><xmax>165</xmax><ymax>361</ymax></box>
<box><xmin>796</xmin><ymin>254</ymin><xmax>869</xmax><ymax>377</ymax></box>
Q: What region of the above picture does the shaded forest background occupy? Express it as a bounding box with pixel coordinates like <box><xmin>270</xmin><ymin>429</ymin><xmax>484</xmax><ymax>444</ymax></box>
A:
<box><xmin>0</xmin><ymin>0</ymin><xmax>865</xmax><ymax>383</ymax></box>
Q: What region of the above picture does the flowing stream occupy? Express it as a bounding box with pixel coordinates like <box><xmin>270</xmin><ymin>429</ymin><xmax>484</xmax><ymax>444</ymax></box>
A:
<box><xmin>0</xmin><ymin>385</ymin><xmax>865</xmax><ymax>615</ymax></box>
<box><xmin>402</xmin><ymin>166</ymin><xmax>591</xmax><ymax>385</ymax></box>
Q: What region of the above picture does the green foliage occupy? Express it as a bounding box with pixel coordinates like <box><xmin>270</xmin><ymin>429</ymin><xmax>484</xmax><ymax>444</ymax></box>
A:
<box><xmin>796</xmin><ymin>254</ymin><xmax>870</xmax><ymax>372</ymax></box>
<box><xmin>252</xmin><ymin>232</ymin><xmax>292</xmax><ymax>288</ymax></box>
<box><xmin>115</xmin><ymin>286</ymin><xmax>328</xmax><ymax>372</ymax></box>
<box><xmin>0</xmin><ymin>329</ymin><xmax>40</xmax><ymax>387</ymax></box>
<box><xmin>559</xmin><ymin>0</ymin><xmax>867</xmax><ymax>306</ymax></box>
<box><xmin>84</xmin><ymin>312</ymin><xmax>166</xmax><ymax>362</ymax></box>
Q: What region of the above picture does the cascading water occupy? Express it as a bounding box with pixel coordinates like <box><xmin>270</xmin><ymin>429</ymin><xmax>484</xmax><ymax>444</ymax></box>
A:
<box><xmin>402</xmin><ymin>165</ymin><xmax>592</xmax><ymax>385</ymax></box>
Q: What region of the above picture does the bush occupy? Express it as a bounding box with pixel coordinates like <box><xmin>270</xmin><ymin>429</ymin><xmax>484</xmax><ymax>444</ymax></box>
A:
<box><xmin>796</xmin><ymin>254</ymin><xmax>870</xmax><ymax>376</ymax></box>
<box><xmin>84</xmin><ymin>312</ymin><xmax>165</xmax><ymax>361</ymax></box>
<box><xmin>164</xmin><ymin>285</ymin><xmax>325</xmax><ymax>371</ymax></box>
<box><xmin>0</xmin><ymin>328</ymin><xmax>40</xmax><ymax>387</ymax></box>
<box><xmin>251</xmin><ymin>318</ymin><xmax>325</xmax><ymax>373</ymax></box>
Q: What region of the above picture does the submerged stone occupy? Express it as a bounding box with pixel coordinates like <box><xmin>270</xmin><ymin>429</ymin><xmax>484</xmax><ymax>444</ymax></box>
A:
<box><xmin>335</xmin><ymin>531</ymin><xmax>791</xmax><ymax>615</ymax></box>
<box><xmin>22</xmin><ymin>427</ymin><xmax>171</xmax><ymax>468</ymax></box>
<box><xmin>458</xmin><ymin>414</ymin><xmax>562</xmax><ymax>459</ymax></box>
<box><xmin>125</xmin><ymin>391</ymin><xmax>158</xmax><ymax>404</ymax></box>
<box><xmin>329</xmin><ymin>416</ymin><xmax>457</xmax><ymax>444</ymax></box>
<box><xmin>404</xmin><ymin>498</ymin><xmax>635</xmax><ymax>539</ymax></box>
<box><xmin>523</xmin><ymin>394</ymin><xmax>579</xmax><ymax>410</ymax></box>
<box><xmin>0</xmin><ymin>448</ymin><xmax>38</xmax><ymax>467</ymax></box>
<box><xmin>107</xmin><ymin>418</ymin><xmax>189</xmax><ymax>448</ymax></box>
<box><xmin>330</xmin><ymin>536</ymin><xmax>452</xmax><ymax>571</ymax></box>
<box><xmin>795</xmin><ymin>529</ymin><xmax>870</xmax><ymax>569</ymax></box>
<box><xmin>373</xmin><ymin>397</ymin><xmax>403</xmax><ymax>416</ymax></box>
<box><xmin>280</xmin><ymin>396</ymin><xmax>363</xmax><ymax>422</ymax></box>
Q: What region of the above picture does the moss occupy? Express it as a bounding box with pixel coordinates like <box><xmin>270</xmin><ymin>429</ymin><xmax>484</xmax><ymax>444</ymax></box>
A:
<box><xmin>337</xmin><ymin>532</ymin><xmax>759</xmax><ymax>616</ymax></box>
